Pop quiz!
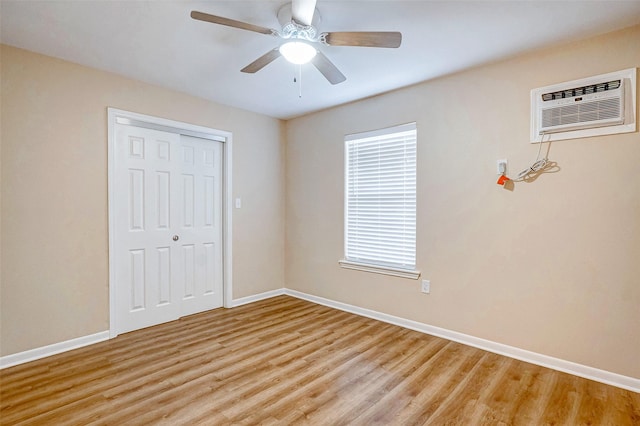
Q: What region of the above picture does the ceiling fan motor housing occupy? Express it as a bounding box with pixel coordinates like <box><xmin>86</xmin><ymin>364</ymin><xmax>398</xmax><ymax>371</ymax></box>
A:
<box><xmin>280</xmin><ymin>21</ymin><xmax>317</xmax><ymax>42</ymax></box>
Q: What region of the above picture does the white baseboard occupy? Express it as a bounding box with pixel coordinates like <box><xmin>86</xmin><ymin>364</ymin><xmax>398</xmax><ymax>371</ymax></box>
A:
<box><xmin>0</xmin><ymin>288</ymin><xmax>288</xmax><ymax>369</ymax></box>
<box><xmin>284</xmin><ymin>289</ymin><xmax>640</xmax><ymax>394</ymax></box>
<box><xmin>232</xmin><ymin>288</ymin><xmax>285</xmax><ymax>307</ymax></box>
<box><xmin>0</xmin><ymin>331</ymin><xmax>110</xmax><ymax>370</ymax></box>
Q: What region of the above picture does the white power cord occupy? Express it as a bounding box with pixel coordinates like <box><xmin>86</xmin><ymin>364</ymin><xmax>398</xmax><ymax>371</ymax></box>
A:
<box><xmin>514</xmin><ymin>136</ymin><xmax>550</xmax><ymax>181</ymax></box>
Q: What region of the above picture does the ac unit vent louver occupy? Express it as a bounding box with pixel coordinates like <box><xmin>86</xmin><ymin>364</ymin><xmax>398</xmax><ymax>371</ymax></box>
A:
<box><xmin>538</xmin><ymin>79</ymin><xmax>624</xmax><ymax>134</ymax></box>
<box><xmin>530</xmin><ymin>68</ymin><xmax>636</xmax><ymax>142</ymax></box>
<box><xmin>541</xmin><ymin>96</ymin><xmax>621</xmax><ymax>129</ymax></box>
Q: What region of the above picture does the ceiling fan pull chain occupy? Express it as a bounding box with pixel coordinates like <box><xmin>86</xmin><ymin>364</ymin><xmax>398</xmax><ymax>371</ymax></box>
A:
<box><xmin>298</xmin><ymin>64</ymin><xmax>303</xmax><ymax>98</ymax></box>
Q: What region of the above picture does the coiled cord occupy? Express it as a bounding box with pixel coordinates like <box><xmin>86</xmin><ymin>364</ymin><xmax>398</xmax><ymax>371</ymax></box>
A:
<box><xmin>514</xmin><ymin>136</ymin><xmax>552</xmax><ymax>181</ymax></box>
<box><xmin>516</xmin><ymin>158</ymin><xmax>549</xmax><ymax>180</ymax></box>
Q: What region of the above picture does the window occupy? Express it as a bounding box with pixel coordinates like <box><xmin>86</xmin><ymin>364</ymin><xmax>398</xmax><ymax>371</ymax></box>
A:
<box><xmin>339</xmin><ymin>123</ymin><xmax>419</xmax><ymax>279</ymax></box>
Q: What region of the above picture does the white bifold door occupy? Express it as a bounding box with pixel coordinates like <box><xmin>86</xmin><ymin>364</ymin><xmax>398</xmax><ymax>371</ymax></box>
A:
<box><xmin>113</xmin><ymin>124</ymin><xmax>223</xmax><ymax>334</ymax></box>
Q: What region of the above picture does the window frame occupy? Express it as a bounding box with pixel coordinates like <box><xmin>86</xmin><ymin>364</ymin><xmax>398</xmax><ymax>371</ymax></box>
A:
<box><xmin>339</xmin><ymin>122</ymin><xmax>420</xmax><ymax>280</ymax></box>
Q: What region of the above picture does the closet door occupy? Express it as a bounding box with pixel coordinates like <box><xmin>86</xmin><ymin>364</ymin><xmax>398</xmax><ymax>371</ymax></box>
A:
<box><xmin>177</xmin><ymin>135</ymin><xmax>223</xmax><ymax>317</ymax></box>
<box><xmin>113</xmin><ymin>125</ymin><xmax>223</xmax><ymax>334</ymax></box>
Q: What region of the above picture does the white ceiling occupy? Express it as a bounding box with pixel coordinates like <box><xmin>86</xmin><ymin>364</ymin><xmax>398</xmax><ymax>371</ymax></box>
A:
<box><xmin>2</xmin><ymin>1</ymin><xmax>640</xmax><ymax>119</ymax></box>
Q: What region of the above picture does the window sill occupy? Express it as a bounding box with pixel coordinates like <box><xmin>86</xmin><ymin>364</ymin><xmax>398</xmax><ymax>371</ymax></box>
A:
<box><xmin>338</xmin><ymin>260</ymin><xmax>421</xmax><ymax>280</ymax></box>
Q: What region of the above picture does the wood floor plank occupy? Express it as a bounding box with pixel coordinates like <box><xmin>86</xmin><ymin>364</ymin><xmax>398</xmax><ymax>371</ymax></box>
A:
<box><xmin>394</xmin><ymin>344</ymin><xmax>487</xmax><ymax>425</ymax></box>
<box><xmin>423</xmin><ymin>352</ymin><xmax>508</xmax><ymax>425</ymax></box>
<box><xmin>1</xmin><ymin>295</ymin><xmax>638</xmax><ymax>425</ymax></box>
<box><xmin>454</xmin><ymin>354</ymin><xmax>513</xmax><ymax>424</ymax></box>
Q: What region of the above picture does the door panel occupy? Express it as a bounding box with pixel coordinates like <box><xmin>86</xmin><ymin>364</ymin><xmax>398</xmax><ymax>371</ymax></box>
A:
<box><xmin>128</xmin><ymin>169</ymin><xmax>145</xmax><ymax>231</ymax></box>
<box><xmin>129</xmin><ymin>249</ymin><xmax>146</xmax><ymax>311</ymax></box>
<box><xmin>178</xmin><ymin>135</ymin><xmax>223</xmax><ymax>317</ymax></box>
<box><xmin>115</xmin><ymin>125</ymin><xmax>181</xmax><ymax>333</ymax></box>
<box><xmin>157</xmin><ymin>172</ymin><xmax>170</xmax><ymax>229</ymax></box>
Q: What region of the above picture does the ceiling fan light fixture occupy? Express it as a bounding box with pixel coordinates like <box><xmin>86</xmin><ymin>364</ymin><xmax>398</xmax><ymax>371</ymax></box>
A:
<box><xmin>279</xmin><ymin>41</ymin><xmax>316</xmax><ymax>64</ymax></box>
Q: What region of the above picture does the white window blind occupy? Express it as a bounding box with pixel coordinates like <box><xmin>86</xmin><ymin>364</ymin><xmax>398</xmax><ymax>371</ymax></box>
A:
<box><xmin>343</xmin><ymin>123</ymin><xmax>417</xmax><ymax>272</ymax></box>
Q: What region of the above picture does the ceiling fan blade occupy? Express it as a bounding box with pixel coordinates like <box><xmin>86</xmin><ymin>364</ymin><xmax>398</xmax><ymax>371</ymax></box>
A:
<box><xmin>191</xmin><ymin>11</ymin><xmax>275</xmax><ymax>35</ymax></box>
<box><xmin>311</xmin><ymin>51</ymin><xmax>346</xmax><ymax>85</ymax></box>
<box><xmin>241</xmin><ymin>49</ymin><xmax>282</xmax><ymax>73</ymax></box>
<box><xmin>322</xmin><ymin>31</ymin><xmax>402</xmax><ymax>48</ymax></box>
<box><xmin>291</xmin><ymin>0</ymin><xmax>317</xmax><ymax>26</ymax></box>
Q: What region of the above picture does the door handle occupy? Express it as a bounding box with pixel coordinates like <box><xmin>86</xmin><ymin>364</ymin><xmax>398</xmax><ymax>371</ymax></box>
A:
<box><xmin>172</xmin><ymin>235</ymin><xmax>179</xmax><ymax>241</ymax></box>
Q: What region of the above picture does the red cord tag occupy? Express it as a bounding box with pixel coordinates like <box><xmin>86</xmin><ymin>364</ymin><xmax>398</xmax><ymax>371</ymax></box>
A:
<box><xmin>497</xmin><ymin>174</ymin><xmax>510</xmax><ymax>186</ymax></box>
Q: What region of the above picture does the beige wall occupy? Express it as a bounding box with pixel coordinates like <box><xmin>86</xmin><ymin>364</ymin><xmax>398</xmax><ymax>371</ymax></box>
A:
<box><xmin>0</xmin><ymin>45</ymin><xmax>285</xmax><ymax>356</ymax></box>
<box><xmin>2</xmin><ymin>24</ymin><xmax>639</xmax><ymax>381</ymax></box>
<box><xmin>285</xmin><ymin>25</ymin><xmax>640</xmax><ymax>379</ymax></box>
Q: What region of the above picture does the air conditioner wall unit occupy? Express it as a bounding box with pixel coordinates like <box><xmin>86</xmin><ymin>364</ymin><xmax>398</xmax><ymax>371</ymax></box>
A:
<box><xmin>530</xmin><ymin>68</ymin><xmax>636</xmax><ymax>143</ymax></box>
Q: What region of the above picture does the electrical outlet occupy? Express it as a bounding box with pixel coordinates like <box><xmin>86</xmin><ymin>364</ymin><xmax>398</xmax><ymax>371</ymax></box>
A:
<box><xmin>497</xmin><ymin>159</ymin><xmax>508</xmax><ymax>175</ymax></box>
<box><xmin>421</xmin><ymin>280</ymin><xmax>430</xmax><ymax>294</ymax></box>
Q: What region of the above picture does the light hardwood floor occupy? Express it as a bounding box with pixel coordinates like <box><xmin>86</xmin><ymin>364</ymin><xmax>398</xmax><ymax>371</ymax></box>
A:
<box><xmin>1</xmin><ymin>295</ymin><xmax>639</xmax><ymax>425</ymax></box>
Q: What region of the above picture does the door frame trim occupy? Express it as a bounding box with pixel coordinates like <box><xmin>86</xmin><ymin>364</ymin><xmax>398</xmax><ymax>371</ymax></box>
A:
<box><xmin>107</xmin><ymin>108</ymin><xmax>233</xmax><ymax>338</ymax></box>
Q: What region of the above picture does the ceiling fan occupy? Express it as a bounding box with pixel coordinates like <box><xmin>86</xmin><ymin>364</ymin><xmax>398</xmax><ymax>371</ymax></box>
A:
<box><xmin>190</xmin><ymin>0</ymin><xmax>402</xmax><ymax>85</ymax></box>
